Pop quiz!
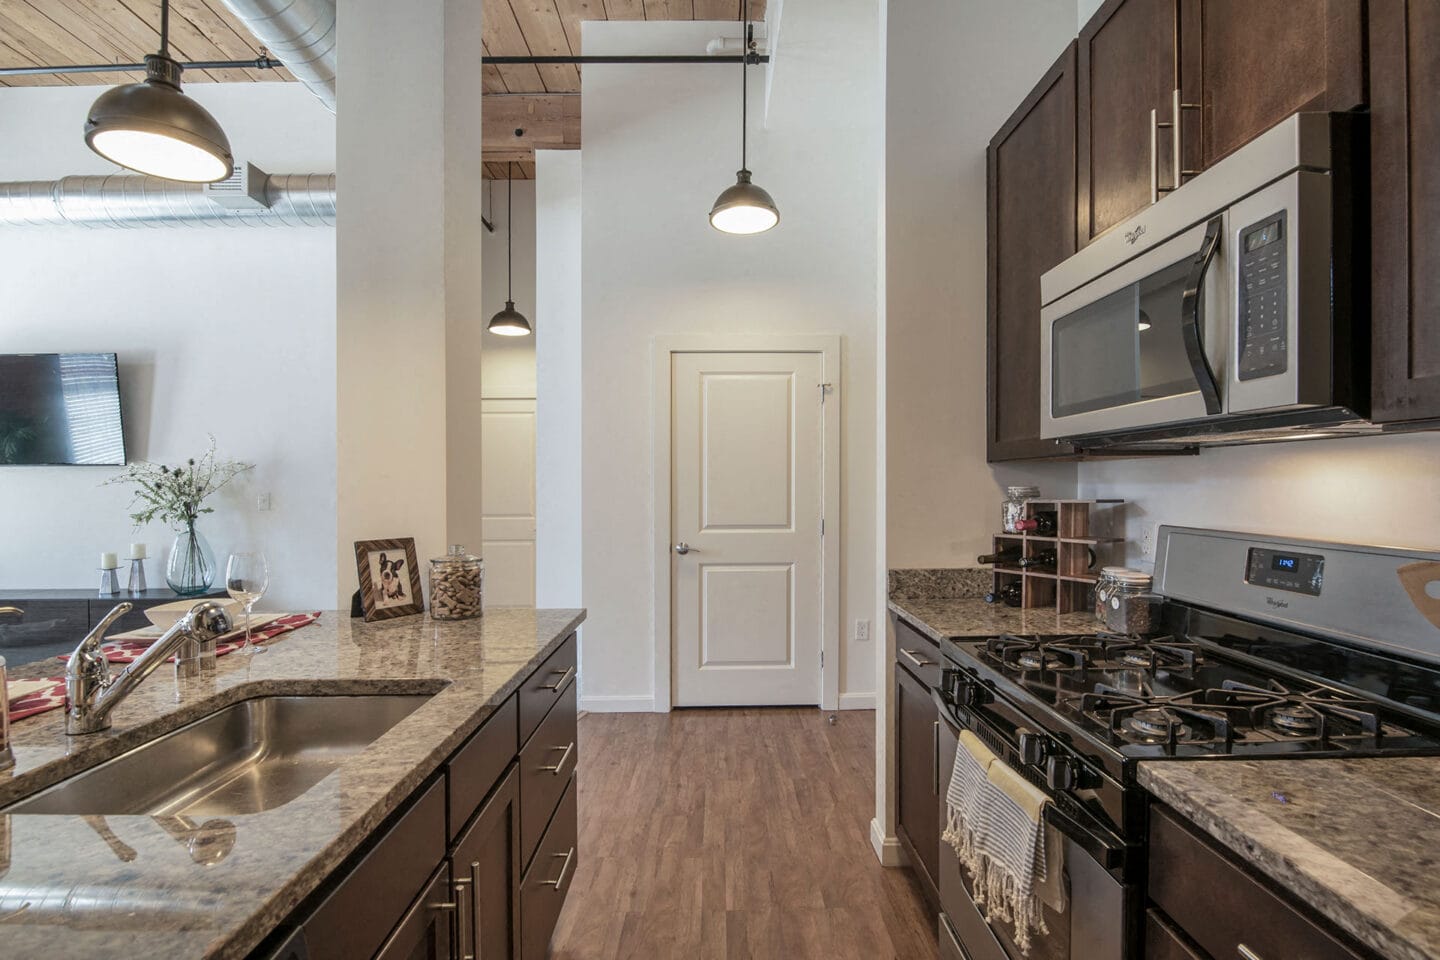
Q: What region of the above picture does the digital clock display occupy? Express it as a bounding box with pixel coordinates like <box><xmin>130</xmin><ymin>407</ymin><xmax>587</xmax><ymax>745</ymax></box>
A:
<box><xmin>1272</xmin><ymin>556</ymin><xmax>1299</xmax><ymax>571</ymax></box>
<box><xmin>1245</xmin><ymin>221</ymin><xmax>1283</xmax><ymax>252</ymax></box>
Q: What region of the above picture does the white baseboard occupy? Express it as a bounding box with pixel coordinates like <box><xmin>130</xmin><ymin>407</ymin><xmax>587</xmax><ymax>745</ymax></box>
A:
<box><xmin>838</xmin><ymin>692</ymin><xmax>876</xmax><ymax>710</ymax></box>
<box><xmin>578</xmin><ymin>694</ymin><xmax>655</xmax><ymax>713</ymax></box>
<box><xmin>870</xmin><ymin>818</ymin><xmax>906</xmax><ymax>867</ymax></box>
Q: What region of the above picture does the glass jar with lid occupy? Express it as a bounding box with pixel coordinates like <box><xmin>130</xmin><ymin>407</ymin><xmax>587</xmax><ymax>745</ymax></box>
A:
<box><xmin>1095</xmin><ymin>567</ymin><xmax>1157</xmax><ymax>635</ymax></box>
<box><xmin>429</xmin><ymin>545</ymin><xmax>484</xmax><ymax>620</ymax></box>
<box><xmin>1002</xmin><ymin>485</ymin><xmax>1041</xmax><ymax>534</ymax></box>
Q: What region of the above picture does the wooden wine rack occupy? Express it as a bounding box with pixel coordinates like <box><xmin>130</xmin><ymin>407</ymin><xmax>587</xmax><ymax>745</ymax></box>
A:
<box><xmin>990</xmin><ymin>499</ymin><xmax>1125</xmax><ymax>614</ymax></box>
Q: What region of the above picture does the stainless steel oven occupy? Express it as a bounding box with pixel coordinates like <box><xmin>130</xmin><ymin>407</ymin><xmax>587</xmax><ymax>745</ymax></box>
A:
<box><xmin>931</xmin><ymin>671</ymin><xmax>1136</xmax><ymax>960</ymax></box>
<box><xmin>1039</xmin><ymin>112</ymin><xmax>1368</xmax><ymax>448</ymax></box>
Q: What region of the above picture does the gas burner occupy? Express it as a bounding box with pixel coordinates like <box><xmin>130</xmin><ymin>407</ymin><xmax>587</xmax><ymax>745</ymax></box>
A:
<box><xmin>984</xmin><ymin>635</ymin><xmax>1097</xmax><ymax>672</ymax></box>
<box><xmin>1269</xmin><ymin>704</ymin><xmax>1321</xmax><ymax>734</ymax></box>
<box><xmin>1124</xmin><ymin>707</ymin><xmax>1192</xmax><ymax>742</ymax></box>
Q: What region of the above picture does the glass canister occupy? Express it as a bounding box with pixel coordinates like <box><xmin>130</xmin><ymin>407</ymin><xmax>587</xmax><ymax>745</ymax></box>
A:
<box><xmin>1096</xmin><ymin>567</ymin><xmax>1157</xmax><ymax>635</ymax></box>
<box><xmin>1001</xmin><ymin>485</ymin><xmax>1041</xmax><ymax>534</ymax></box>
<box><xmin>429</xmin><ymin>545</ymin><xmax>484</xmax><ymax>620</ymax></box>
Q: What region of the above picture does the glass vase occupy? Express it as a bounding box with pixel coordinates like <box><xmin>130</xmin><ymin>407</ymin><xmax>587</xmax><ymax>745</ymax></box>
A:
<box><xmin>166</xmin><ymin>522</ymin><xmax>217</xmax><ymax>597</ymax></box>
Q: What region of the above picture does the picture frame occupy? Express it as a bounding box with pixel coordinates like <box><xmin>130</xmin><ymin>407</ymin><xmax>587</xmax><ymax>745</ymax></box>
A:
<box><xmin>354</xmin><ymin>537</ymin><xmax>424</xmax><ymax>622</ymax></box>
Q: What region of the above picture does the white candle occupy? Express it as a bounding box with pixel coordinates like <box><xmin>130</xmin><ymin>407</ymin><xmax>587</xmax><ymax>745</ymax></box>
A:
<box><xmin>100</xmin><ymin>552</ymin><xmax>118</xmax><ymax>570</ymax></box>
<box><xmin>130</xmin><ymin>543</ymin><xmax>147</xmax><ymax>560</ymax></box>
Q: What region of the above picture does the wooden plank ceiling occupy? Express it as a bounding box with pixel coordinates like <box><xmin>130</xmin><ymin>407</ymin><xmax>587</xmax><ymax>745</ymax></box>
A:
<box><xmin>0</xmin><ymin>0</ymin><xmax>765</xmax><ymax>176</ymax></box>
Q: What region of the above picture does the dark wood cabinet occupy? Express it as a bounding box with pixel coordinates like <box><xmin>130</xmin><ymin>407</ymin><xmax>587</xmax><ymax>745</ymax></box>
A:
<box><xmin>453</xmin><ymin>766</ymin><xmax>521</xmax><ymax>960</ymax></box>
<box><xmin>895</xmin><ymin>657</ymin><xmax>940</xmax><ymax>904</ymax></box>
<box><xmin>1078</xmin><ymin>0</ymin><xmax>1181</xmax><ymax>244</ymax></box>
<box><xmin>520</xmin><ymin>776</ymin><xmax>578</xmax><ymax>960</ymax></box>
<box><xmin>374</xmin><ymin>865</ymin><xmax>456</xmax><ymax>960</ymax></box>
<box><xmin>1369</xmin><ymin>0</ymin><xmax>1440</xmax><ymax>423</ymax></box>
<box><xmin>987</xmin><ymin>42</ymin><xmax>1080</xmax><ymax>462</ymax></box>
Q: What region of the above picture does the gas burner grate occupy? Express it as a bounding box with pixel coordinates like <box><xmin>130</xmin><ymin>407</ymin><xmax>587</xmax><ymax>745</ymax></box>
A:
<box><xmin>981</xmin><ymin>633</ymin><xmax>1202</xmax><ymax>675</ymax></box>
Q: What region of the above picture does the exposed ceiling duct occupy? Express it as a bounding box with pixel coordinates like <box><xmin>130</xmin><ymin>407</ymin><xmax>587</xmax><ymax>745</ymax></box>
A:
<box><xmin>0</xmin><ymin>172</ymin><xmax>335</xmax><ymax>228</ymax></box>
<box><xmin>214</xmin><ymin>0</ymin><xmax>337</xmax><ymax>113</ymax></box>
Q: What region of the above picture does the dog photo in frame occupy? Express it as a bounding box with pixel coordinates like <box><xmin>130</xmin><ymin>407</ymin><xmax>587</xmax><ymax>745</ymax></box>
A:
<box><xmin>355</xmin><ymin>537</ymin><xmax>424</xmax><ymax>621</ymax></box>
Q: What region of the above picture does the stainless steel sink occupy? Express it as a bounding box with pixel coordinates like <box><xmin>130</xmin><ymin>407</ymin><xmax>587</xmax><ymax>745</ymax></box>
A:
<box><xmin>5</xmin><ymin>694</ymin><xmax>433</xmax><ymax>817</ymax></box>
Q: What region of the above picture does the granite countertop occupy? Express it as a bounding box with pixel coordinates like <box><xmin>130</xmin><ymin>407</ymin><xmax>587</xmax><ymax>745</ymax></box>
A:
<box><xmin>888</xmin><ymin>597</ymin><xmax>1101</xmax><ymax>642</ymax></box>
<box><xmin>0</xmin><ymin>606</ymin><xmax>585</xmax><ymax>960</ymax></box>
<box><xmin>1141</xmin><ymin>757</ymin><xmax>1440</xmax><ymax>960</ymax></box>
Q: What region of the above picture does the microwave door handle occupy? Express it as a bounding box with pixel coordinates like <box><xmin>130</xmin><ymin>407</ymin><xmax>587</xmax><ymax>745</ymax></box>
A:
<box><xmin>1181</xmin><ymin>214</ymin><xmax>1224</xmax><ymax>415</ymax></box>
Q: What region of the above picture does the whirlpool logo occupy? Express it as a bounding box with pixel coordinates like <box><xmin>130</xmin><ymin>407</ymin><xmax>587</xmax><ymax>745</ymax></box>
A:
<box><xmin>1124</xmin><ymin>224</ymin><xmax>1147</xmax><ymax>245</ymax></box>
<box><xmin>1265</xmin><ymin>596</ymin><xmax>1291</xmax><ymax>609</ymax></box>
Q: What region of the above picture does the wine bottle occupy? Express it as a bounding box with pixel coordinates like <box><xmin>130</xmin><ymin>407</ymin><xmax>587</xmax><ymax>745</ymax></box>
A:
<box><xmin>976</xmin><ymin>546</ymin><xmax>1024</xmax><ymax>566</ymax></box>
<box><xmin>1013</xmin><ymin>511</ymin><xmax>1058</xmax><ymax>535</ymax></box>
<box><xmin>1019</xmin><ymin>549</ymin><xmax>1058</xmax><ymax>570</ymax></box>
<box><xmin>984</xmin><ymin>583</ymin><xmax>1023</xmax><ymax>607</ymax></box>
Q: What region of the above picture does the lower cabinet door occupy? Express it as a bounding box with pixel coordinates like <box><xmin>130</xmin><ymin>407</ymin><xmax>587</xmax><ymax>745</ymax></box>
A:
<box><xmin>453</xmin><ymin>765</ymin><xmax>521</xmax><ymax>960</ymax></box>
<box><xmin>896</xmin><ymin>664</ymin><xmax>941</xmax><ymax>901</ymax></box>
<box><xmin>375</xmin><ymin>864</ymin><xmax>456</xmax><ymax>960</ymax></box>
<box><xmin>519</xmin><ymin>775</ymin><xmax>578</xmax><ymax>960</ymax></box>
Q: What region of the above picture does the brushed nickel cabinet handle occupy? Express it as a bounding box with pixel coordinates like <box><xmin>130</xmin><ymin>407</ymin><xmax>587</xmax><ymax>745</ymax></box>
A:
<box><xmin>451</xmin><ymin>876</ymin><xmax>473</xmax><ymax>960</ymax></box>
<box><xmin>1171</xmin><ymin>87</ymin><xmax>1201</xmax><ymax>191</ymax></box>
<box><xmin>469</xmin><ymin>861</ymin><xmax>482</xmax><ymax>960</ymax></box>
<box><xmin>543</xmin><ymin>847</ymin><xmax>575</xmax><ymax>888</ymax></box>
<box><xmin>932</xmin><ymin>720</ymin><xmax>941</xmax><ymax>795</ymax></box>
<box><xmin>1237</xmin><ymin>946</ymin><xmax>1263</xmax><ymax>960</ymax></box>
<box><xmin>1151</xmin><ymin>106</ymin><xmax>1169</xmax><ymax>203</ymax></box>
<box><xmin>540</xmin><ymin>666</ymin><xmax>575</xmax><ymax>691</ymax></box>
<box><xmin>541</xmin><ymin>741</ymin><xmax>576</xmax><ymax>775</ymax></box>
<box><xmin>899</xmin><ymin>648</ymin><xmax>932</xmax><ymax>668</ymax></box>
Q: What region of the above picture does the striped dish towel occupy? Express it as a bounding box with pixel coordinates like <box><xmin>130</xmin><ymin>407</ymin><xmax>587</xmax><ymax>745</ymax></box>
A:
<box><xmin>943</xmin><ymin>731</ymin><xmax>1050</xmax><ymax>954</ymax></box>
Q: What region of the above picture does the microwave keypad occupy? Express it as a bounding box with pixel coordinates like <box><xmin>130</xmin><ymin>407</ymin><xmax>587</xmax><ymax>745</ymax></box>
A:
<box><xmin>1238</xmin><ymin>212</ymin><xmax>1288</xmax><ymax>381</ymax></box>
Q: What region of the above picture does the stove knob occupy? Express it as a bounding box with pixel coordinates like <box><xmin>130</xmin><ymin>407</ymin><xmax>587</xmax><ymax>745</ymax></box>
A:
<box><xmin>1017</xmin><ymin>730</ymin><xmax>1047</xmax><ymax>766</ymax></box>
<box><xmin>1045</xmin><ymin>754</ymin><xmax>1076</xmax><ymax>792</ymax></box>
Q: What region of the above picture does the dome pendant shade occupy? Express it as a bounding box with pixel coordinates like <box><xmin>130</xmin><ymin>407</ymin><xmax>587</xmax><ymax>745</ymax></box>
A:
<box><xmin>709</xmin><ymin>168</ymin><xmax>779</xmax><ymax>235</ymax></box>
<box><xmin>85</xmin><ymin>55</ymin><xmax>233</xmax><ymax>183</ymax></box>
<box><xmin>488</xmin><ymin>300</ymin><xmax>533</xmax><ymax>336</ymax></box>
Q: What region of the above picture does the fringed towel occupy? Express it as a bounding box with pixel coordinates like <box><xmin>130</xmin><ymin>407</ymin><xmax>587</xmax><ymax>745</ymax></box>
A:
<box><xmin>943</xmin><ymin>730</ymin><xmax>1061</xmax><ymax>954</ymax></box>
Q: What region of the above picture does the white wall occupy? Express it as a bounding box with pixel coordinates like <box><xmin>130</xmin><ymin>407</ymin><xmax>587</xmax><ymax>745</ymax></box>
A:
<box><xmin>0</xmin><ymin>84</ymin><xmax>337</xmax><ymax>610</ymax></box>
<box><xmin>481</xmin><ymin>180</ymin><xmax>537</xmax><ymax>400</ymax></box>
<box><xmin>885</xmin><ymin>0</ymin><xmax>1079</xmax><ymax>571</ymax></box>
<box><xmin>579</xmin><ymin>4</ymin><xmax>883</xmax><ymax>710</ymax></box>
<box><xmin>1077</xmin><ymin>0</ymin><xmax>1104</xmax><ymax>32</ymax></box>
<box><xmin>534</xmin><ymin>151</ymin><xmax>583</xmax><ymax>611</ymax></box>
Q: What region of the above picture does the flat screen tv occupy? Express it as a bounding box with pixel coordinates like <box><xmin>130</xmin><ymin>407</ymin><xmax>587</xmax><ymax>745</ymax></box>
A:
<box><xmin>0</xmin><ymin>353</ymin><xmax>126</xmax><ymax>465</ymax></box>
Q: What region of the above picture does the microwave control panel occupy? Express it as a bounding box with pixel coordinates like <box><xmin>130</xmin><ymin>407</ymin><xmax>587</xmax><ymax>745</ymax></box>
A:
<box><xmin>1237</xmin><ymin>212</ymin><xmax>1289</xmax><ymax>381</ymax></box>
<box><xmin>1246</xmin><ymin>546</ymin><xmax>1324</xmax><ymax>596</ymax></box>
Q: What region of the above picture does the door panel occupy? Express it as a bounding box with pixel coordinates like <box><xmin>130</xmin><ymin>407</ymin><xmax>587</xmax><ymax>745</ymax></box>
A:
<box><xmin>453</xmin><ymin>766</ymin><xmax>521</xmax><ymax>960</ymax></box>
<box><xmin>896</xmin><ymin>664</ymin><xmax>940</xmax><ymax>901</ymax></box>
<box><xmin>671</xmin><ymin>351</ymin><xmax>824</xmax><ymax>706</ymax></box>
<box><xmin>481</xmin><ymin>398</ymin><xmax>536</xmax><ymax>606</ymax></box>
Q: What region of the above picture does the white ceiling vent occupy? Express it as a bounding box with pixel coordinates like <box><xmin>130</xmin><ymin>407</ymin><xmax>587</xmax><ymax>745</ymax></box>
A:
<box><xmin>203</xmin><ymin>161</ymin><xmax>273</xmax><ymax>210</ymax></box>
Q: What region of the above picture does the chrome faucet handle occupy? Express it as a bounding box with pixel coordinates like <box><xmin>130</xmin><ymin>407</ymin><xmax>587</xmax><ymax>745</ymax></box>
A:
<box><xmin>82</xmin><ymin>603</ymin><xmax>134</xmax><ymax>652</ymax></box>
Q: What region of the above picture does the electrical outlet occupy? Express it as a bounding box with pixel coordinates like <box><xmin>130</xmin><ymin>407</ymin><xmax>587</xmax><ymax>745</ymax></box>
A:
<box><xmin>855</xmin><ymin>619</ymin><xmax>870</xmax><ymax>641</ymax></box>
<box><xmin>256</xmin><ymin>493</ymin><xmax>272</xmax><ymax>511</ymax></box>
<box><xmin>1140</xmin><ymin>522</ymin><xmax>1157</xmax><ymax>558</ymax></box>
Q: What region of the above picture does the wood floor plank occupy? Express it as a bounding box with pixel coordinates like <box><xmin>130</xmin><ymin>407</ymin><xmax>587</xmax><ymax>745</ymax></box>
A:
<box><xmin>551</xmin><ymin>708</ymin><xmax>936</xmax><ymax>960</ymax></box>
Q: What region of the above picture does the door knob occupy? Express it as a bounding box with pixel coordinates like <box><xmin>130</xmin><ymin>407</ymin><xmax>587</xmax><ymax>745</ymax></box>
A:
<box><xmin>674</xmin><ymin>542</ymin><xmax>692</xmax><ymax>555</ymax></box>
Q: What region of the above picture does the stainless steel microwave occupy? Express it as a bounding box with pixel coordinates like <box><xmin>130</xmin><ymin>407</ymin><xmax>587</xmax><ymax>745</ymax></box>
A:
<box><xmin>1039</xmin><ymin>113</ymin><xmax>1370</xmax><ymax>449</ymax></box>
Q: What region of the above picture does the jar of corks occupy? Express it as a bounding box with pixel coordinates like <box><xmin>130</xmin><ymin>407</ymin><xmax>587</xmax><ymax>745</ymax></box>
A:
<box><xmin>429</xmin><ymin>545</ymin><xmax>484</xmax><ymax>620</ymax></box>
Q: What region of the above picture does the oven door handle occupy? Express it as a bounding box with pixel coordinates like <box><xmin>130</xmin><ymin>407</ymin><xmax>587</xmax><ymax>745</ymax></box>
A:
<box><xmin>1045</xmin><ymin>802</ymin><xmax>1126</xmax><ymax>871</ymax></box>
<box><xmin>931</xmin><ymin>686</ymin><xmax>964</xmax><ymax>736</ymax></box>
<box><xmin>1181</xmin><ymin>213</ymin><xmax>1224</xmax><ymax>415</ymax></box>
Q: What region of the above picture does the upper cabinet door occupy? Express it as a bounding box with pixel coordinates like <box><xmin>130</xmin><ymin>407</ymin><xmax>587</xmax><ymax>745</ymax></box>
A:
<box><xmin>1078</xmin><ymin>0</ymin><xmax>1181</xmax><ymax>244</ymax></box>
<box><xmin>987</xmin><ymin>43</ymin><xmax>1079</xmax><ymax>463</ymax></box>
<box><xmin>1370</xmin><ymin>0</ymin><xmax>1440</xmax><ymax>422</ymax></box>
<box><xmin>1190</xmin><ymin>0</ymin><xmax>1365</xmax><ymax>167</ymax></box>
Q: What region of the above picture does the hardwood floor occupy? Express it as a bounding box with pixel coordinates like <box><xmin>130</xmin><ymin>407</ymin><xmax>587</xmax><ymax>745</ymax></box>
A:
<box><xmin>550</xmin><ymin>708</ymin><xmax>937</xmax><ymax>959</ymax></box>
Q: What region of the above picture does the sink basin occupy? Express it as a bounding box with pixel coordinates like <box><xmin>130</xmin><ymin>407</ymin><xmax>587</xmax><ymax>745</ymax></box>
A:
<box><xmin>5</xmin><ymin>694</ymin><xmax>434</xmax><ymax>817</ymax></box>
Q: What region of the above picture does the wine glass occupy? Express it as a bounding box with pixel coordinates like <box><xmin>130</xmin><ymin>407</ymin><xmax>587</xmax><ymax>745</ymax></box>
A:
<box><xmin>225</xmin><ymin>552</ymin><xmax>269</xmax><ymax>655</ymax></box>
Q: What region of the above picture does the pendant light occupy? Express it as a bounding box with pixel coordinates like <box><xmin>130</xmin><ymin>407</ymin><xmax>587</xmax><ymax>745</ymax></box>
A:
<box><xmin>709</xmin><ymin>1</ymin><xmax>779</xmax><ymax>235</ymax></box>
<box><xmin>84</xmin><ymin>0</ymin><xmax>234</xmax><ymax>183</ymax></box>
<box><xmin>489</xmin><ymin>163</ymin><xmax>533</xmax><ymax>337</ymax></box>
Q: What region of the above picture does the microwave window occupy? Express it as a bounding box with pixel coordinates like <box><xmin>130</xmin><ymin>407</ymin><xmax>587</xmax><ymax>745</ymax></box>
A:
<box><xmin>1051</xmin><ymin>257</ymin><xmax>1198</xmax><ymax>418</ymax></box>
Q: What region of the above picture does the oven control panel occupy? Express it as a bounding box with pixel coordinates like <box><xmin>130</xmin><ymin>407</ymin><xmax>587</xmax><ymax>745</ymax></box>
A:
<box><xmin>1237</xmin><ymin>212</ymin><xmax>1289</xmax><ymax>381</ymax></box>
<box><xmin>1246</xmin><ymin>546</ymin><xmax>1324</xmax><ymax>596</ymax></box>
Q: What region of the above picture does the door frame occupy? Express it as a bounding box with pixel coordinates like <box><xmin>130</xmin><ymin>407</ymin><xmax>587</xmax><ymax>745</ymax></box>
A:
<box><xmin>652</xmin><ymin>334</ymin><xmax>842</xmax><ymax>713</ymax></box>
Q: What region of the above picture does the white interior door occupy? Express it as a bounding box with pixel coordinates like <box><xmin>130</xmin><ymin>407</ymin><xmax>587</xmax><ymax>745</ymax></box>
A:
<box><xmin>481</xmin><ymin>398</ymin><xmax>536</xmax><ymax>606</ymax></box>
<box><xmin>671</xmin><ymin>351</ymin><xmax>824</xmax><ymax>706</ymax></box>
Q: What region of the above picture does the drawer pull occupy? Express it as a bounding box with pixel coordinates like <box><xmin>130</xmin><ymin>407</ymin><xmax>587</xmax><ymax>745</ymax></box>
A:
<box><xmin>469</xmin><ymin>861</ymin><xmax>482</xmax><ymax>960</ymax></box>
<box><xmin>540</xmin><ymin>666</ymin><xmax>575</xmax><ymax>692</ymax></box>
<box><xmin>541</xmin><ymin>741</ymin><xmax>576</xmax><ymax>775</ymax></box>
<box><xmin>899</xmin><ymin>648</ymin><xmax>933</xmax><ymax>668</ymax></box>
<box><xmin>452</xmin><ymin>876</ymin><xmax>474</xmax><ymax>960</ymax></box>
<box><xmin>543</xmin><ymin>846</ymin><xmax>575</xmax><ymax>889</ymax></box>
<box><xmin>1237</xmin><ymin>947</ymin><xmax>1263</xmax><ymax>960</ymax></box>
<box><xmin>429</xmin><ymin>901</ymin><xmax>458</xmax><ymax>910</ymax></box>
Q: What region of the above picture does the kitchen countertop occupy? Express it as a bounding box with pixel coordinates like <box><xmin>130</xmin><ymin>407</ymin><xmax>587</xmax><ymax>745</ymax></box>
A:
<box><xmin>888</xmin><ymin>597</ymin><xmax>1101</xmax><ymax>643</ymax></box>
<box><xmin>1141</xmin><ymin>757</ymin><xmax>1440</xmax><ymax>960</ymax></box>
<box><xmin>0</xmin><ymin>606</ymin><xmax>586</xmax><ymax>960</ymax></box>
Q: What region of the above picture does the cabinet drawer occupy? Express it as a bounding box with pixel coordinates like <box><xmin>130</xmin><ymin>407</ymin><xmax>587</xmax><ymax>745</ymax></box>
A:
<box><xmin>1145</xmin><ymin>909</ymin><xmax>1208</xmax><ymax>960</ymax></box>
<box><xmin>303</xmin><ymin>778</ymin><xmax>447</xmax><ymax>960</ymax></box>
<box><xmin>519</xmin><ymin>775</ymin><xmax>577</xmax><ymax>960</ymax></box>
<box><xmin>519</xmin><ymin>633</ymin><xmax>576</xmax><ymax>746</ymax></box>
<box><xmin>1149</xmin><ymin>804</ymin><xmax>1367</xmax><ymax>960</ymax></box>
<box><xmin>448</xmin><ymin>694</ymin><xmax>518</xmax><ymax>841</ymax></box>
<box><xmin>894</xmin><ymin>616</ymin><xmax>943</xmax><ymax>689</ymax></box>
<box><xmin>520</xmin><ymin>679</ymin><xmax>578</xmax><ymax>868</ymax></box>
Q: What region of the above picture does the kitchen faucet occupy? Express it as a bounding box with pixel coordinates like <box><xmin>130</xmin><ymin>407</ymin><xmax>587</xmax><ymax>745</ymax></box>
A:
<box><xmin>66</xmin><ymin>600</ymin><xmax>232</xmax><ymax>736</ymax></box>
